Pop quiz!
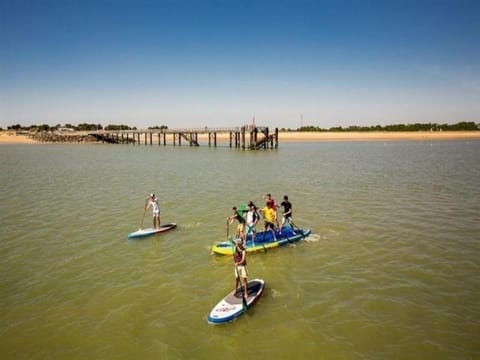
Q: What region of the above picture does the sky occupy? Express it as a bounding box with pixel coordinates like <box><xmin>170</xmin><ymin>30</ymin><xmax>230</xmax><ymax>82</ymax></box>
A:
<box><xmin>1</xmin><ymin>0</ymin><xmax>479</xmax><ymax>130</ymax></box>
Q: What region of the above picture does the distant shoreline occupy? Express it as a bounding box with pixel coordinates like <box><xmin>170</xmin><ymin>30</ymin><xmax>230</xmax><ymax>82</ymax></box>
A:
<box><xmin>1</xmin><ymin>130</ymin><xmax>480</xmax><ymax>144</ymax></box>
<box><xmin>278</xmin><ymin>131</ymin><xmax>480</xmax><ymax>142</ymax></box>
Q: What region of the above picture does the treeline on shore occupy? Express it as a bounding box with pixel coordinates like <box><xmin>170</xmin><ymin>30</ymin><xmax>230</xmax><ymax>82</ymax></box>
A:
<box><xmin>3</xmin><ymin>123</ymin><xmax>169</xmax><ymax>132</ymax></box>
<box><xmin>3</xmin><ymin>121</ymin><xmax>479</xmax><ymax>133</ymax></box>
<box><xmin>290</xmin><ymin>121</ymin><xmax>479</xmax><ymax>132</ymax></box>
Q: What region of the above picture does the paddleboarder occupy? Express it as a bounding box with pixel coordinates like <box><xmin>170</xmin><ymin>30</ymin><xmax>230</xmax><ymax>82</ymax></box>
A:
<box><xmin>234</xmin><ymin>238</ymin><xmax>248</xmax><ymax>304</ymax></box>
<box><xmin>245</xmin><ymin>201</ymin><xmax>260</xmax><ymax>244</ymax></box>
<box><xmin>227</xmin><ymin>206</ymin><xmax>246</xmax><ymax>243</ymax></box>
<box><xmin>145</xmin><ymin>193</ymin><xmax>161</xmax><ymax>229</ymax></box>
<box><xmin>264</xmin><ymin>193</ymin><xmax>279</xmax><ymax>228</ymax></box>
<box><xmin>259</xmin><ymin>201</ymin><xmax>277</xmax><ymax>241</ymax></box>
<box><xmin>279</xmin><ymin>195</ymin><xmax>295</xmax><ymax>234</ymax></box>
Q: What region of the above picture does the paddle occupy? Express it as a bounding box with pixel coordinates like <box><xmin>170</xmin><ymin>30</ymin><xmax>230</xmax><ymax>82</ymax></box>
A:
<box><xmin>235</xmin><ymin>264</ymin><xmax>248</xmax><ymax>311</ymax></box>
<box><xmin>226</xmin><ymin>219</ymin><xmax>230</xmax><ymax>241</ymax></box>
<box><xmin>288</xmin><ymin>218</ymin><xmax>305</xmax><ymax>238</ymax></box>
<box><xmin>139</xmin><ymin>208</ymin><xmax>146</xmax><ymax>230</ymax></box>
<box><xmin>229</xmin><ymin>234</ymin><xmax>248</xmax><ymax>311</ymax></box>
<box><xmin>140</xmin><ymin>196</ymin><xmax>151</xmax><ymax>230</ymax></box>
<box><xmin>234</xmin><ymin>256</ymin><xmax>248</xmax><ymax>311</ymax></box>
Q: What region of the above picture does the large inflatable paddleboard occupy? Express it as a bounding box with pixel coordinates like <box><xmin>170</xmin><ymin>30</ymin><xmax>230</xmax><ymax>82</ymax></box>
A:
<box><xmin>207</xmin><ymin>279</ymin><xmax>265</xmax><ymax>324</ymax></box>
<box><xmin>212</xmin><ymin>227</ymin><xmax>311</xmax><ymax>255</ymax></box>
<box><xmin>127</xmin><ymin>223</ymin><xmax>177</xmax><ymax>239</ymax></box>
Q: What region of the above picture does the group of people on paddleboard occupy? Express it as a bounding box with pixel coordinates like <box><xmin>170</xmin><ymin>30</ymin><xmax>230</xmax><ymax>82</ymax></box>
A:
<box><xmin>141</xmin><ymin>191</ymin><xmax>296</xmax><ymax>307</ymax></box>
<box><xmin>228</xmin><ymin>193</ymin><xmax>295</xmax><ymax>303</ymax></box>
<box><xmin>227</xmin><ymin>193</ymin><xmax>294</xmax><ymax>245</ymax></box>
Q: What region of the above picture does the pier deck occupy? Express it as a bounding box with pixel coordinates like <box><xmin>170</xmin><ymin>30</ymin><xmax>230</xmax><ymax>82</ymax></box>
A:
<box><xmin>88</xmin><ymin>126</ymin><xmax>278</xmax><ymax>149</ymax></box>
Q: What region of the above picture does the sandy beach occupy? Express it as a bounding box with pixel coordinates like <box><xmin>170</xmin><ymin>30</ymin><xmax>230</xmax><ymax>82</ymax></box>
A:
<box><xmin>278</xmin><ymin>131</ymin><xmax>480</xmax><ymax>142</ymax></box>
<box><xmin>0</xmin><ymin>131</ymin><xmax>37</xmax><ymax>144</ymax></box>
<box><xmin>1</xmin><ymin>130</ymin><xmax>479</xmax><ymax>144</ymax></box>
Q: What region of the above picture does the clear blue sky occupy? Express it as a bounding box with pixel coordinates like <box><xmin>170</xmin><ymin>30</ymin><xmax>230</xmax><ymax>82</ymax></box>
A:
<box><xmin>1</xmin><ymin>0</ymin><xmax>479</xmax><ymax>129</ymax></box>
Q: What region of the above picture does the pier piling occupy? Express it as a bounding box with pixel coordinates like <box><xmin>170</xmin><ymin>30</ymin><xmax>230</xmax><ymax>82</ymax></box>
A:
<box><xmin>31</xmin><ymin>126</ymin><xmax>279</xmax><ymax>149</ymax></box>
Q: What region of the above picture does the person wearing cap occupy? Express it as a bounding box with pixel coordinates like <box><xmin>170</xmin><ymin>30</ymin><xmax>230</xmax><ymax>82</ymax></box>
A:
<box><xmin>227</xmin><ymin>206</ymin><xmax>246</xmax><ymax>243</ymax></box>
<box><xmin>245</xmin><ymin>201</ymin><xmax>259</xmax><ymax>244</ymax></box>
<box><xmin>233</xmin><ymin>238</ymin><xmax>248</xmax><ymax>302</ymax></box>
<box><xmin>145</xmin><ymin>193</ymin><xmax>161</xmax><ymax>229</ymax></box>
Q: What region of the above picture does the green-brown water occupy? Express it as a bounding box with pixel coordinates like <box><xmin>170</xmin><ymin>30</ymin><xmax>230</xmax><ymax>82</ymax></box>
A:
<box><xmin>1</xmin><ymin>141</ymin><xmax>479</xmax><ymax>359</ymax></box>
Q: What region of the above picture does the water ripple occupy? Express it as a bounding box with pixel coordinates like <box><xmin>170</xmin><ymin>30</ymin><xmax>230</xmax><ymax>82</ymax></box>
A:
<box><xmin>1</xmin><ymin>142</ymin><xmax>479</xmax><ymax>359</ymax></box>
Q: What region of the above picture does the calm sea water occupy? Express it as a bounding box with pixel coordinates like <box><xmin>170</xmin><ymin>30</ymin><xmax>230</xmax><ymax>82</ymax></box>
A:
<box><xmin>1</xmin><ymin>140</ymin><xmax>479</xmax><ymax>359</ymax></box>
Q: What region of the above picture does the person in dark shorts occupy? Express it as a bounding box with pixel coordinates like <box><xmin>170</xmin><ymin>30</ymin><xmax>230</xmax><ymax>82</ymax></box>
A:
<box><xmin>259</xmin><ymin>202</ymin><xmax>276</xmax><ymax>241</ymax></box>
<box><xmin>264</xmin><ymin>193</ymin><xmax>279</xmax><ymax>228</ymax></box>
<box><xmin>280</xmin><ymin>195</ymin><xmax>295</xmax><ymax>234</ymax></box>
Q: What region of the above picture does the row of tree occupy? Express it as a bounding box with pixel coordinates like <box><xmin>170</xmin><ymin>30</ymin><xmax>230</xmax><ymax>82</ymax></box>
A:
<box><xmin>3</xmin><ymin>122</ymin><xmax>478</xmax><ymax>133</ymax></box>
<box><xmin>3</xmin><ymin>123</ymin><xmax>169</xmax><ymax>132</ymax></box>
<box><xmin>293</xmin><ymin>122</ymin><xmax>479</xmax><ymax>132</ymax></box>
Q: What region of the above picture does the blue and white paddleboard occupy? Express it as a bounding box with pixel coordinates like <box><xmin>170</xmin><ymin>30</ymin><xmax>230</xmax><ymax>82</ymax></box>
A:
<box><xmin>207</xmin><ymin>279</ymin><xmax>265</xmax><ymax>324</ymax></box>
<box><xmin>127</xmin><ymin>223</ymin><xmax>177</xmax><ymax>239</ymax></box>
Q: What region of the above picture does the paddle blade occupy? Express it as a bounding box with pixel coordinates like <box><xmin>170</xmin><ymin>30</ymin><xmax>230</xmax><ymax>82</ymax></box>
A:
<box><xmin>242</xmin><ymin>298</ymin><xmax>248</xmax><ymax>311</ymax></box>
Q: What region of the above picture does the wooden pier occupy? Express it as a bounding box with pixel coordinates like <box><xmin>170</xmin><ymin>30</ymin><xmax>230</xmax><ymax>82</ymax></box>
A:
<box><xmin>89</xmin><ymin>126</ymin><xmax>278</xmax><ymax>150</ymax></box>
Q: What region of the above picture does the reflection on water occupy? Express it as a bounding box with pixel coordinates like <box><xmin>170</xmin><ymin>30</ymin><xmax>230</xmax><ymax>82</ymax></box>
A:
<box><xmin>1</xmin><ymin>141</ymin><xmax>479</xmax><ymax>359</ymax></box>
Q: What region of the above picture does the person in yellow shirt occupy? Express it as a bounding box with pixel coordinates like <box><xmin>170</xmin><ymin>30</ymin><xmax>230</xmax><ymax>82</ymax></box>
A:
<box><xmin>259</xmin><ymin>202</ymin><xmax>276</xmax><ymax>241</ymax></box>
<box><xmin>264</xmin><ymin>193</ymin><xmax>279</xmax><ymax>228</ymax></box>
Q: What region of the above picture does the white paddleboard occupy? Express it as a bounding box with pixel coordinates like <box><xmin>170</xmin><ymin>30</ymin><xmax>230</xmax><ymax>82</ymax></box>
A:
<box><xmin>127</xmin><ymin>223</ymin><xmax>177</xmax><ymax>239</ymax></box>
<box><xmin>207</xmin><ymin>279</ymin><xmax>265</xmax><ymax>324</ymax></box>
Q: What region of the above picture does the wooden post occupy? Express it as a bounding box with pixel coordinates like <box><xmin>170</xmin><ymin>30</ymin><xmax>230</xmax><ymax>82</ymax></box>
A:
<box><xmin>241</xmin><ymin>126</ymin><xmax>246</xmax><ymax>150</ymax></box>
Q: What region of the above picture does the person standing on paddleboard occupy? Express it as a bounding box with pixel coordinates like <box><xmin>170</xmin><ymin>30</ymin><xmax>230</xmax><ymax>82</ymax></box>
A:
<box><xmin>279</xmin><ymin>195</ymin><xmax>295</xmax><ymax>235</ymax></box>
<box><xmin>228</xmin><ymin>206</ymin><xmax>246</xmax><ymax>243</ymax></box>
<box><xmin>264</xmin><ymin>193</ymin><xmax>279</xmax><ymax>228</ymax></box>
<box><xmin>245</xmin><ymin>201</ymin><xmax>260</xmax><ymax>244</ymax></box>
<box><xmin>234</xmin><ymin>238</ymin><xmax>248</xmax><ymax>303</ymax></box>
<box><xmin>259</xmin><ymin>201</ymin><xmax>277</xmax><ymax>241</ymax></box>
<box><xmin>145</xmin><ymin>193</ymin><xmax>160</xmax><ymax>229</ymax></box>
